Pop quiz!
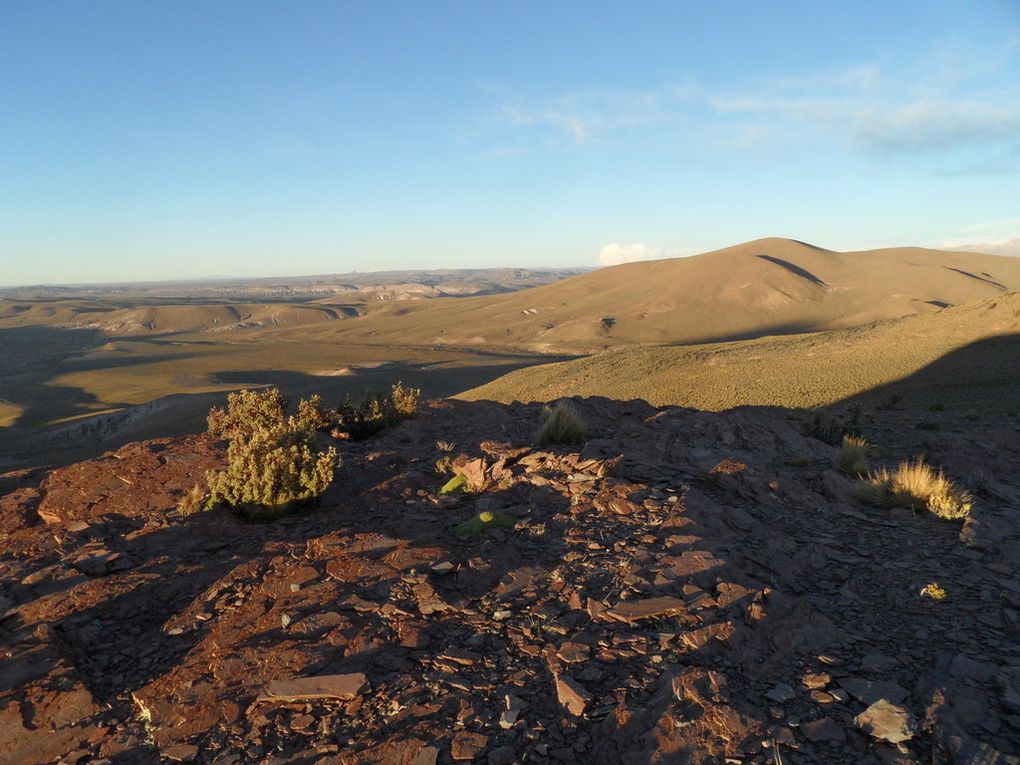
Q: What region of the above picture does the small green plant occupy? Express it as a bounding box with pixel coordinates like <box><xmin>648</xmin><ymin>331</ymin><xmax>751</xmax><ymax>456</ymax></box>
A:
<box><xmin>920</xmin><ymin>582</ymin><xmax>947</xmax><ymax>601</ymax></box>
<box><xmin>456</xmin><ymin>510</ymin><xmax>516</xmax><ymax>537</ymax></box>
<box><xmin>439</xmin><ymin>473</ymin><xmax>469</xmax><ymax>495</ymax></box>
<box><xmin>335</xmin><ymin>382</ymin><xmax>421</xmax><ymax>440</ymax></box>
<box><xmin>436</xmin><ymin>440</ymin><xmax>455</xmax><ymax>453</ymax></box>
<box><xmin>835</xmin><ymin>435</ymin><xmax>870</xmax><ymax>476</ymax></box>
<box><xmin>536</xmin><ymin>401</ymin><xmax>589</xmax><ymax>446</ymax></box>
<box><xmin>854</xmin><ymin>457</ymin><xmax>972</xmax><ymax>520</ymax></box>
<box><xmin>204</xmin><ymin>388</ymin><xmax>338</xmax><ymax>520</ymax></box>
<box><xmin>435</xmin><ymin>455</ymin><xmax>455</xmax><ymax>476</ymax></box>
<box><xmin>177</xmin><ymin>484</ymin><xmax>208</xmax><ymax>516</ymax></box>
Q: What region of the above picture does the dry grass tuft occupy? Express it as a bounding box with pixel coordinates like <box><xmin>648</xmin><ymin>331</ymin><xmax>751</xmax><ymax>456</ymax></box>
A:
<box><xmin>536</xmin><ymin>401</ymin><xmax>589</xmax><ymax>446</ymax></box>
<box><xmin>177</xmin><ymin>484</ymin><xmax>207</xmax><ymax>516</ymax></box>
<box><xmin>854</xmin><ymin>457</ymin><xmax>972</xmax><ymax>519</ymax></box>
<box><xmin>835</xmin><ymin>435</ymin><xmax>870</xmax><ymax>476</ymax></box>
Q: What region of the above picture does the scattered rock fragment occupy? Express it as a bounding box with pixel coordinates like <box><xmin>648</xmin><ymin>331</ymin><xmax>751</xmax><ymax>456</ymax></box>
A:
<box><xmin>556</xmin><ymin>674</ymin><xmax>592</xmax><ymax>716</ymax></box>
<box><xmin>855</xmin><ymin>699</ymin><xmax>917</xmax><ymax>744</ymax></box>
<box><xmin>603</xmin><ymin>596</ymin><xmax>685</xmax><ymax>623</ymax></box>
<box><xmin>259</xmin><ymin>673</ymin><xmax>367</xmax><ymax>702</ymax></box>
<box><xmin>450</xmin><ymin>731</ymin><xmax>488</xmax><ymax>761</ymax></box>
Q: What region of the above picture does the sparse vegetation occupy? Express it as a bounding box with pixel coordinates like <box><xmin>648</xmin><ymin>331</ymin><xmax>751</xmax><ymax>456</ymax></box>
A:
<box><xmin>439</xmin><ymin>473</ymin><xmax>468</xmax><ymax>495</ymax></box>
<box><xmin>536</xmin><ymin>401</ymin><xmax>589</xmax><ymax>446</ymax></box>
<box><xmin>335</xmin><ymin>381</ymin><xmax>421</xmax><ymax>440</ymax></box>
<box><xmin>204</xmin><ymin>388</ymin><xmax>338</xmax><ymax>520</ymax></box>
<box><xmin>853</xmin><ymin>457</ymin><xmax>972</xmax><ymax>520</ymax></box>
<box><xmin>456</xmin><ymin>510</ymin><xmax>516</xmax><ymax>537</ymax></box>
<box><xmin>177</xmin><ymin>483</ymin><xmax>207</xmax><ymax>516</ymax></box>
<box><xmin>920</xmin><ymin>582</ymin><xmax>947</xmax><ymax>601</ymax></box>
<box><xmin>835</xmin><ymin>435</ymin><xmax>870</xmax><ymax>476</ymax></box>
<box><xmin>806</xmin><ymin>407</ymin><xmax>861</xmax><ymax>446</ymax></box>
<box><xmin>434</xmin><ymin>440</ymin><xmax>456</xmax><ymax>475</ymax></box>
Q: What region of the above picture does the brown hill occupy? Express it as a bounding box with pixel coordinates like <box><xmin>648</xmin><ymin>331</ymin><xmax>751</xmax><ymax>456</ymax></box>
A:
<box><xmin>283</xmin><ymin>237</ymin><xmax>1020</xmax><ymax>353</ymax></box>
<box><xmin>462</xmin><ymin>292</ymin><xmax>1020</xmax><ymax>413</ymax></box>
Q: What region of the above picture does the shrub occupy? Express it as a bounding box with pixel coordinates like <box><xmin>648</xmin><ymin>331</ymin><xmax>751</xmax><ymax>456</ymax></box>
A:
<box><xmin>835</xmin><ymin>435</ymin><xmax>870</xmax><ymax>476</ymax></box>
<box><xmin>206</xmin><ymin>434</ymin><xmax>337</xmax><ymax>520</ymax></box>
<box><xmin>208</xmin><ymin>387</ymin><xmax>288</xmax><ymax>439</ymax></box>
<box><xmin>204</xmin><ymin>389</ymin><xmax>338</xmax><ymax>520</ymax></box>
<box><xmin>177</xmin><ymin>484</ymin><xmax>207</xmax><ymax>516</ymax></box>
<box><xmin>806</xmin><ymin>406</ymin><xmax>860</xmax><ymax>446</ymax></box>
<box><xmin>853</xmin><ymin>457</ymin><xmax>972</xmax><ymax>520</ymax></box>
<box><xmin>335</xmin><ymin>382</ymin><xmax>421</xmax><ymax>440</ymax></box>
<box><xmin>536</xmin><ymin>401</ymin><xmax>589</xmax><ymax>446</ymax></box>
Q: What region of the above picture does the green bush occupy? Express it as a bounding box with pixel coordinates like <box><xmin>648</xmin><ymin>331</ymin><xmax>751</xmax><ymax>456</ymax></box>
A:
<box><xmin>204</xmin><ymin>388</ymin><xmax>338</xmax><ymax>520</ymax></box>
<box><xmin>335</xmin><ymin>381</ymin><xmax>421</xmax><ymax>440</ymax></box>
<box><xmin>536</xmin><ymin>401</ymin><xmax>588</xmax><ymax>446</ymax></box>
<box><xmin>208</xmin><ymin>387</ymin><xmax>288</xmax><ymax>439</ymax></box>
<box><xmin>206</xmin><ymin>435</ymin><xmax>337</xmax><ymax>520</ymax></box>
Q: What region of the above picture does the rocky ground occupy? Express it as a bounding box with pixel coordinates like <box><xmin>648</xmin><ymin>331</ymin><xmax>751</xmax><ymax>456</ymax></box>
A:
<box><xmin>1</xmin><ymin>397</ymin><xmax>1019</xmax><ymax>764</ymax></box>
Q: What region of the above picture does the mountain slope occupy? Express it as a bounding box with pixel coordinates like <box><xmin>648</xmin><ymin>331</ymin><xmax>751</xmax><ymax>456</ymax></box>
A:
<box><xmin>460</xmin><ymin>292</ymin><xmax>1020</xmax><ymax>412</ymax></box>
<box><xmin>287</xmin><ymin>238</ymin><xmax>1020</xmax><ymax>353</ymax></box>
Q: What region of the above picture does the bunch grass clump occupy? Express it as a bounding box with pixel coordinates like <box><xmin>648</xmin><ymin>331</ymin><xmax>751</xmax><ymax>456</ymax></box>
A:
<box><xmin>205</xmin><ymin>388</ymin><xmax>338</xmax><ymax>521</ymax></box>
<box><xmin>335</xmin><ymin>381</ymin><xmax>421</xmax><ymax>440</ymax></box>
<box><xmin>536</xmin><ymin>401</ymin><xmax>589</xmax><ymax>446</ymax></box>
<box><xmin>836</xmin><ymin>435</ymin><xmax>871</xmax><ymax>476</ymax></box>
<box><xmin>177</xmin><ymin>484</ymin><xmax>207</xmax><ymax>516</ymax></box>
<box><xmin>853</xmin><ymin>457</ymin><xmax>972</xmax><ymax>520</ymax></box>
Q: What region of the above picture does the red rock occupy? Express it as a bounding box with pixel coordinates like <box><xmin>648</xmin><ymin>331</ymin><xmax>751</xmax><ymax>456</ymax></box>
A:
<box><xmin>450</xmin><ymin>731</ymin><xmax>488</xmax><ymax>760</ymax></box>
<box><xmin>260</xmin><ymin>673</ymin><xmax>367</xmax><ymax>702</ymax></box>
<box><xmin>604</xmin><ymin>596</ymin><xmax>686</xmax><ymax>623</ymax></box>
<box><xmin>555</xmin><ymin>675</ymin><xmax>591</xmax><ymax>716</ymax></box>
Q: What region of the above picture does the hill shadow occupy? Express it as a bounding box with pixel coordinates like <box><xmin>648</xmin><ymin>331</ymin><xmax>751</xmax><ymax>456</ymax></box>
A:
<box><xmin>756</xmin><ymin>255</ymin><xmax>829</xmax><ymax>289</ymax></box>
<box><xmin>836</xmin><ymin>333</ymin><xmax>1020</xmax><ymax>414</ymax></box>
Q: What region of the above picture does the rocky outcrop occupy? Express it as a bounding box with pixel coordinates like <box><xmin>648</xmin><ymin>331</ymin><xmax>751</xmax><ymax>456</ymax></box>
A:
<box><xmin>1</xmin><ymin>398</ymin><xmax>1019</xmax><ymax>763</ymax></box>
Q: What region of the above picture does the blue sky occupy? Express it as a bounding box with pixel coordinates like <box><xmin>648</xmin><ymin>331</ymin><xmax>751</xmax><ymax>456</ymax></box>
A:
<box><xmin>2</xmin><ymin>1</ymin><xmax>1019</xmax><ymax>284</ymax></box>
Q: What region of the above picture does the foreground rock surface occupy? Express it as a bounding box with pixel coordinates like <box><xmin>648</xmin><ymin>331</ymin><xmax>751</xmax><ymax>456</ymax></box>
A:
<box><xmin>1</xmin><ymin>398</ymin><xmax>1019</xmax><ymax>764</ymax></box>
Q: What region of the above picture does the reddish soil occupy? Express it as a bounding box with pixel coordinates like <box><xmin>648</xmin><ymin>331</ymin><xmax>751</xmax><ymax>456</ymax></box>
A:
<box><xmin>1</xmin><ymin>399</ymin><xmax>1018</xmax><ymax>764</ymax></box>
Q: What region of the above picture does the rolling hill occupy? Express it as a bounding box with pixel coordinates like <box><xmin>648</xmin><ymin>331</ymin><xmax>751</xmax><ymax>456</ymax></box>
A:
<box><xmin>289</xmin><ymin>237</ymin><xmax>1020</xmax><ymax>353</ymax></box>
<box><xmin>460</xmin><ymin>291</ymin><xmax>1020</xmax><ymax>413</ymax></box>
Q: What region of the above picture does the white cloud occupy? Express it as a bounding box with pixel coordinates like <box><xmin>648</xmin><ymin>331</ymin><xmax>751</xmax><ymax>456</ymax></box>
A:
<box><xmin>486</xmin><ymin>41</ymin><xmax>1020</xmax><ymax>169</ymax></box>
<box><xmin>597</xmin><ymin>243</ymin><xmax>688</xmax><ymax>266</ymax></box>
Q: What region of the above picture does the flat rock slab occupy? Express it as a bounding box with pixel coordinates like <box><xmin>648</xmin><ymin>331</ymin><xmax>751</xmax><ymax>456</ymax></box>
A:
<box><xmin>260</xmin><ymin>673</ymin><xmax>367</xmax><ymax>702</ymax></box>
<box><xmin>855</xmin><ymin>699</ymin><xmax>916</xmax><ymax>744</ymax></box>
<box><xmin>555</xmin><ymin>674</ymin><xmax>591</xmax><ymax>716</ymax></box>
<box><xmin>604</xmin><ymin>596</ymin><xmax>686</xmax><ymax>623</ymax></box>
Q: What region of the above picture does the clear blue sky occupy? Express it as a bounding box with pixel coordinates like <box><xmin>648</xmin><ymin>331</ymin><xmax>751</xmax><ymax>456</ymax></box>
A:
<box><xmin>2</xmin><ymin>1</ymin><xmax>1019</xmax><ymax>284</ymax></box>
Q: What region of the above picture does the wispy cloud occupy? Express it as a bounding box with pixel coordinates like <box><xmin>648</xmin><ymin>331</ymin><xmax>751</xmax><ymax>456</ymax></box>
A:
<box><xmin>486</xmin><ymin>40</ymin><xmax>1020</xmax><ymax>169</ymax></box>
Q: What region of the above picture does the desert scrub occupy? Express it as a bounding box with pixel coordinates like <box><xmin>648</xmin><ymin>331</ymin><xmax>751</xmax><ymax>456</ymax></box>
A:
<box><xmin>806</xmin><ymin>406</ymin><xmax>860</xmax><ymax>446</ymax></box>
<box><xmin>335</xmin><ymin>381</ymin><xmax>421</xmax><ymax>440</ymax></box>
<box><xmin>177</xmin><ymin>484</ymin><xmax>207</xmax><ymax>516</ymax></box>
<box><xmin>205</xmin><ymin>388</ymin><xmax>338</xmax><ymax>520</ymax></box>
<box><xmin>853</xmin><ymin>457</ymin><xmax>972</xmax><ymax>520</ymax></box>
<box><xmin>208</xmin><ymin>388</ymin><xmax>328</xmax><ymax>439</ymax></box>
<box><xmin>536</xmin><ymin>401</ymin><xmax>589</xmax><ymax>446</ymax></box>
<box><xmin>835</xmin><ymin>435</ymin><xmax>870</xmax><ymax>476</ymax></box>
<box><xmin>206</xmin><ymin>434</ymin><xmax>337</xmax><ymax>520</ymax></box>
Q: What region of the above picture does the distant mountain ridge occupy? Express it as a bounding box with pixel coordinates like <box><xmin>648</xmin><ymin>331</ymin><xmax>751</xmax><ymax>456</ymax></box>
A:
<box><xmin>305</xmin><ymin>237</ymin><xmax>1020</xmax><ymax>353</ymax></box>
